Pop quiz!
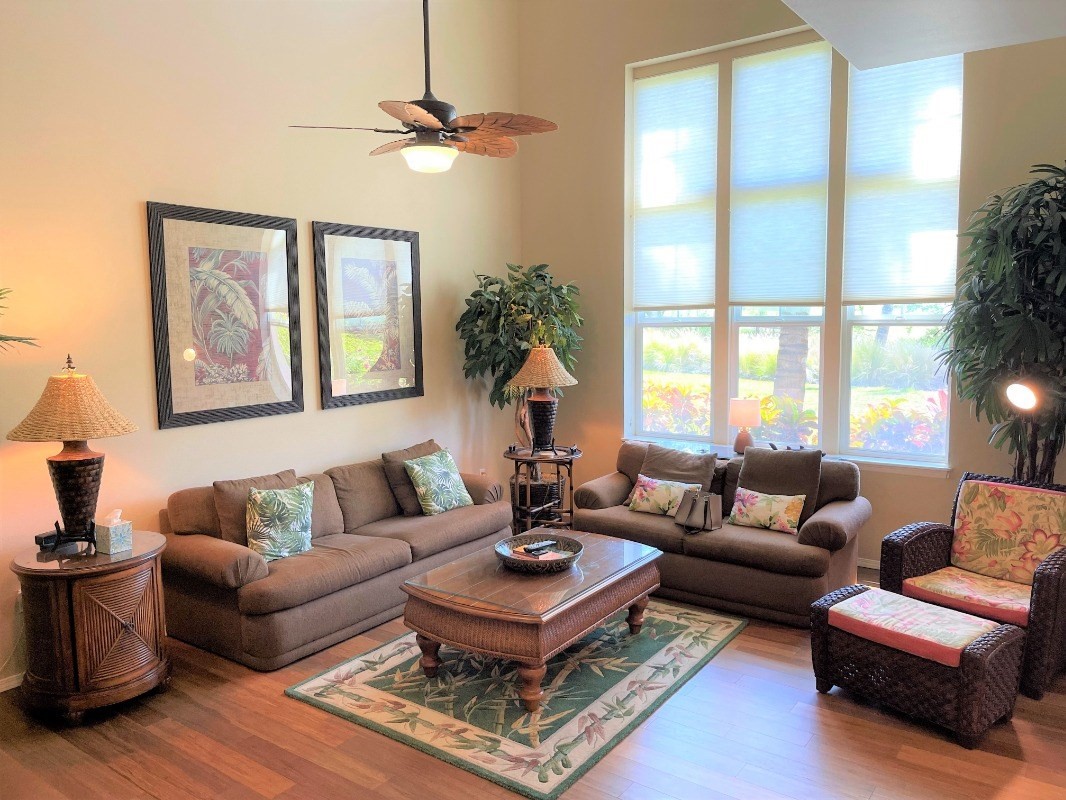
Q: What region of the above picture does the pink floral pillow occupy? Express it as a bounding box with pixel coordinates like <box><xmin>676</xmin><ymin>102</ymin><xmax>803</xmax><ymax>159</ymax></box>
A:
<box><xmin>626</xmin><ymin>474</ymin><xmax>701</xmax><ymax>516</ymax></box>
<box><xmin>728</xmin><ymin>486</ymin><xmax>805</xmax><ymax>534</ymax></box>
<box><xmin>951</xmin><ymin>480</ymin><xmax>1066</xmax><ymax>585</ymax></box>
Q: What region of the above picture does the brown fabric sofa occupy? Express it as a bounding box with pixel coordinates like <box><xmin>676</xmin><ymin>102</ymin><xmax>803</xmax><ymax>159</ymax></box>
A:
<box><xmin>159</xmin><ymin>459</ymin><xmax>511</xmax><ymax>670</ymax></box>
<box><xmin>573</xmin><ymin>441</ymin><xmax>872</xmax><ymax>626</ymax></box>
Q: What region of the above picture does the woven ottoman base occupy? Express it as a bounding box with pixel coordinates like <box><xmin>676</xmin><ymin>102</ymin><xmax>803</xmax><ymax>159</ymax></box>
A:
<box><xmin>811</xmin><ymin>585</ymin><xmax>1025</xmax><ymax>748</ymax></box>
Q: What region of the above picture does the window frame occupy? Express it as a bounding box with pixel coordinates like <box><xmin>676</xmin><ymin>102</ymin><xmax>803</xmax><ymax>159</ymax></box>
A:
<box><xmin>624</xmin><ymin>29</ymin><xmax>957</xmax><ymax>467</ymax></box>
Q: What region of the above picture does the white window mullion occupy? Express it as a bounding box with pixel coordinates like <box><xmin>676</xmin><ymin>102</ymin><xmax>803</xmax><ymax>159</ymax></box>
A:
<box><xmin>712</xmin><ymin>56</ymin><xmax>733</xmax><ymax>445</ymax></box>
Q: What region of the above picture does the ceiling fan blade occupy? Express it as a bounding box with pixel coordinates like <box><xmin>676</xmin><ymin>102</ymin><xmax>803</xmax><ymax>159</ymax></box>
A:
<box><xmin>369</xmin><ymin>139</ymin><xmax>414</xmax><ymax>156</ymax></box>
<box><xmin>290</xmin><ymin>125</ymin><xmax>409</xmax><ymax>134</ymax></box>
<box><xmin>379</xmin><ymin>100</ymin><xmax>443</xmax><ymax>130</ymax></box>
<box><xmin>451</xmin><ymin>136</ymin><xmax>518</xmax><ymax>158</ymax></box>
<box><xmin>450</xmin><ymin>113</ymin><xmax>557</xmax><ymax>137</ymax></box>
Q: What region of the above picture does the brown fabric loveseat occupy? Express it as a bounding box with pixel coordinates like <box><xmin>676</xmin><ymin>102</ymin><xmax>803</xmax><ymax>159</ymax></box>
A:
<box><xmin>573</xmin><ymin>441</ymin><xmax>872</xmax><ymax>626</ymax></box>
<box><xmin>159</xmin><ymin>453</ymin><xmax>511</xmax><ymax>670</ymax></box>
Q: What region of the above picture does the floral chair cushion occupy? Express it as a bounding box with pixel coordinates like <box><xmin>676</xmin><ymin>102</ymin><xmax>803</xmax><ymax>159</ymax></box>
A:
<box><xmin>902</xmin><ymin>566</ymin><xmax>1031</xmax><ymax>627</ymax></box>
<box><xmin>728</xmin><ymin>486</ymin><xmax>805</xmax><ymax>534</ymax></box>
<box><xmin>828</xmin><ymin>587</ymin><xmax>998</xmax><ymax>668</ymax></box>
<box><xmin>627</xmin><ymin>474</ymin><xmax>701</xmax><ymax>516</ymax></box>
<box><xmin>951</xmin><ymin>480</ymin><xmax>1066</xmax><ymax>585</ymax></box>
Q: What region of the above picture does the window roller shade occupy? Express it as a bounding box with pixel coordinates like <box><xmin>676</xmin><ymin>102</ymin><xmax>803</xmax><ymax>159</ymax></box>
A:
<box><xmin>632</xmin><ymin>66</ymin><xmax>717</xmax><ymax>309</ymax></box>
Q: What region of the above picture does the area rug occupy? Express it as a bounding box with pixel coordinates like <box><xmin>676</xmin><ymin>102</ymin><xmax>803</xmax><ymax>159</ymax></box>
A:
<box><xmin>285</xmin><ymin>601</ymin><xmax>746</xmax><ymax>800</ymax></box>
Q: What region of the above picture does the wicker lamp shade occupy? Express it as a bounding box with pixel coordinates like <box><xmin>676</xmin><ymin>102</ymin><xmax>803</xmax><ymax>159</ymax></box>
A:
<box><xmin>8</xmin><ymin>361</ymin><xmax>137</xmax><ymax>549</ymax></box>
<box><xmin>8</xmin><ymin>371</ymin><xmax>137</xmax><ymax>443</ymax></box>
<box><xmin>506</xmin><ymin>346</ymin><xmax>577</xmax><ymax>390</ymax></box>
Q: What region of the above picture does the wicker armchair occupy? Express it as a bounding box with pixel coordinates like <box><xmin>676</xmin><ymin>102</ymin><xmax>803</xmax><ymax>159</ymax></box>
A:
<box><xmin>881</xmin><ymin>472</ymin><xmax>1066</xmax><ymax>700</ymax></box>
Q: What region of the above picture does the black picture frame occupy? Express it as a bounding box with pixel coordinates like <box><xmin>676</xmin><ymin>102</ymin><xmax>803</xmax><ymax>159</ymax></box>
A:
<box><xmin>146</xmin><ymin>202</ymin><xmax>303</xmax><ymax>428</ymax></box>
<box><xmin>312</xmin><ymin>222</ymin><xmax>424</xmax><ymax>409</ymax></box>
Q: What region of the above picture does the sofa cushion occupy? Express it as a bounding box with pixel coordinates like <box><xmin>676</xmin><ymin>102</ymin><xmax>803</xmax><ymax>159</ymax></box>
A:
<box><xmin>573</xmin><ymin>505</ymin><xmax>686</xmax><ymax>555</ymax></box>
<box><xmin>213</xmin><ymin>470</ymin><xmax>299</xmax><ymax>545</ymax></box>
<box><xmin>828</xmin><ymin>587</ymin><xmax>998</xmax><ymax>668</ymax></box>
<box><xmin>356</xmin><ymin>501</ymin><xmax>512</xmax><ymax>560</ymax></box>
<box><xmin>639</xmin><ymin>444</ymin><xmax>719</xmax><ymax>491</ymax></box>
<box><xmin>298</xmin><ymin>473</ymin><xmax>345</xmax><ymax>538</ymax></box>
<box><xmin>681</xmin><ymin>522</ymin><xmax>829</xmax><ymax>577</ymax></box>
<box><xmin>627</xmin><ymin>474</ymin><xmax>700</xmax><ymax>516</ymax></box>
<box><xmin>168</xmin><ymin>486</ymin><xmax>222</xmax><ymax>538</ymax></box>
<box><xmin>728</xmin><ymin>487</ymin><xmax>805</xmax><ymax>534</ymax></box>
<box><xmin>237</xmin><ymin>533</ymin><xmax>412</xmax><ymax>615</ymax></box>
<box><xmin>404</xmin><ymin>450</ymin><xmax>473</xmax><ymax>515</ymax></box>
<box><xmin>721</xmin><ymin>457</ymin><xmax>744</xmax><ymax>517</ymax></box>
<box><xmin>326</xmin><ymin>460</ymin><xmax>401</xmax><ymax>531</ymax></box>
<box><xmin>817</xmin><ymin>460</ymin><xmax>860</xmax><ymax>507</ymax></box>
<box><xmin>617</xmin><ymin>440</ymin><xmax>650</xmax><ymax>485</ymax></box>
<box><xmin>383</xmin><ymin>439</ymin><xmax>442</xmax><ymax>516</ymax></box>
<box><xmin>246</xmin><ymin>483</ymin><xmax>315</xmax><ymax>561</ymax></box>
<box><xmin>736</xmin><ymin>448</ymin><xmax>821</xmax><ymax>526</ymax></box>
<box><xmin>903</xmin><ymin>566</ymin><xmax>1031</xmax><ymax>627</ymax></box>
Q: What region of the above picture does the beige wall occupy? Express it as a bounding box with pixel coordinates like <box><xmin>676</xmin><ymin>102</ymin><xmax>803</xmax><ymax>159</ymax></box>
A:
<box><xmin>0</xmin><ymin>0</ymin><xmax>523</xmax><ymax>684</ymax></box>
<box><xmin>516</xmin><ymin>2</ymin><xmax>1066</xmax><ymax>563</ymax></box>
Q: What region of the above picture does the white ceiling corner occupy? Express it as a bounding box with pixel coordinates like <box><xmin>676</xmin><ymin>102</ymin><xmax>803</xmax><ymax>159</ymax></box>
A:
<box><xmin>780</xmin><ymin>0</ymin><xmax>1066</xmax><ymax>69</ymax></box>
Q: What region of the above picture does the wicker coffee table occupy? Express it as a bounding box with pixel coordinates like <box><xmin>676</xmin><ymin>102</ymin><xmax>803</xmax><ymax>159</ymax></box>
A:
<box><xmin>401</xmin><ymin>530</ymin><xmax>662</xmax><ymax>712</ymax></box>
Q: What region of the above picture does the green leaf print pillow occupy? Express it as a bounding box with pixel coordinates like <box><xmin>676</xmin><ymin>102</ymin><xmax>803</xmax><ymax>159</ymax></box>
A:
<box><xmin>403</xmin><ymin>449</ymin><xmax>474</xmax><ymax>516</ymax></box>
<box><xmin>246</xmin><ymin>482</ymin><xmax>314</xmax><ymax>561</ymax></box>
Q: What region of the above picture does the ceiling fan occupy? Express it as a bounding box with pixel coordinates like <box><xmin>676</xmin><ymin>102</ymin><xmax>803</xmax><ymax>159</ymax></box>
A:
<box><xmin>292</xmin><ymin>0</ymin><xmax>557</xmax><ymax>173</ymax></box>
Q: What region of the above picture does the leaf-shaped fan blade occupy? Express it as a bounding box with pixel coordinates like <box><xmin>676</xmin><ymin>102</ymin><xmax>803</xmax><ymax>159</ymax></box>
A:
<box><xmin>379</xmin><ymin>101</ymin><xmax>443</xmax><ymax>130</ymax></box>
<box><xmin>451</xmin><ymin>113</ymin><xmax>557</xmax><ymax>137</ymax></box>
<box><xmin>369</xmin><ymin>139</ymin><xmax>413</xmax><ymax>156</ymax></box>
<box><xmin>452</xmin><ymin>137</ymin><xmax>518</xmax><ymax>158</ymax></box>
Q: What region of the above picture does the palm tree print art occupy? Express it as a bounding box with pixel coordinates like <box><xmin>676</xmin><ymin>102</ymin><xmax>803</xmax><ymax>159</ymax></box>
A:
<box><xmin>340</xmin><ymin>257</ymin><xmax>402</xmax><ymax>381</ymax></box>
<box><xmin>188</xmin><ymin>247</ymin><xmax>265</xmax><ymax>385</ymax></box>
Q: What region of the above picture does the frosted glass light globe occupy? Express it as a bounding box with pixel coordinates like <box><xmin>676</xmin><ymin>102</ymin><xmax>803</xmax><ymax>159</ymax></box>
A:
<box><xmin>1006</xmin><ymin>382</ymin><xmax>1038</xmax><ymax>411</ymax></box>
<box><xmin>401</xmin><ymin>145</ymin><xmax>458</xmax><ymax>173</ymax></box>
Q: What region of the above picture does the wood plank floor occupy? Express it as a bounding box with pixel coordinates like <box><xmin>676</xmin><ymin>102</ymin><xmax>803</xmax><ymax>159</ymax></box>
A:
<box><xmin>2</xmin><ymin>608</ymin><xmax>1064</xmax><ymax>800</ymax></box>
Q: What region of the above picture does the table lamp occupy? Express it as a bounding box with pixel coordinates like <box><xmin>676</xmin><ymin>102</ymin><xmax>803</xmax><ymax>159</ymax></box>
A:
<box><xmin>7</xmin><ymin>356</ymin><xmax>138</xmax><ymax>550</ymax></box>
<box><xmin>506</xmin><ymin>345</ymin><xmax>577</xmax><ymax>454</ymax></box>
<box><xmin>729</xmin><ymin>398</ymin><xmax>761</xmax><ymax>455</ymax></box>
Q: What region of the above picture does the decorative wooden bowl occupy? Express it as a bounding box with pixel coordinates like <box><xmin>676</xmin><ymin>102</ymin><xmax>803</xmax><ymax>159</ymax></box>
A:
<box><xmin>495</xmin><ymin>533</ymin><xmax>583</xmax><ymax>574</ymax></box>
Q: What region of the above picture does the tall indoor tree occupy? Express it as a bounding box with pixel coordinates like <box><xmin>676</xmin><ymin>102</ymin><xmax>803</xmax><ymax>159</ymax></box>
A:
<box><xmin>457</xmin><ymin>263</ymin><xmax>582</xmax><ymax>446</ymax></box>
<box><xmin>940</xmin><ymin>163</ymin><xmax>1066</xmax><ymax>483</ymax></box>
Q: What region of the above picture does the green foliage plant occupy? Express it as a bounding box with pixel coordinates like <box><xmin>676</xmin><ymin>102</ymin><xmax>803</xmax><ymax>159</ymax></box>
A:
<box><xmin>940</xmin><ymin>163</ymin><xmax>1066</xmax><ymax>483</ymax></box>
<box><xmin>456</xmin><ymin>263</ymin><xmax>582</xmax><ymax>409</ymax></box>
<box><xmin>0</xmin><ymin>288</ymin><xmax>37</xmax><ymax>351</ymax></box>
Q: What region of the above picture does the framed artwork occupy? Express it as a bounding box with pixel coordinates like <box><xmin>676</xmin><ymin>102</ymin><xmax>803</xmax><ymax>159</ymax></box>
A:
<box><xmin>146</xmin><ymin>202</ymin><xmax>303</xmax><ymax>428</ymax></box>
<box><xmin>312</xmin><ymin>222</ymin><xmax>423</xmax><ymax>409</ymax></box>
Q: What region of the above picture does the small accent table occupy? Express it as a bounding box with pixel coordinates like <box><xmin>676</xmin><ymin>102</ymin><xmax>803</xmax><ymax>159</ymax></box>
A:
<box><xmin>10</xmin><ymin>532</ymin><xmax>170</xmax><ymax>722</ymax></box>
<box><xmin>504</xmin><ymin>446</ymin><xmax>582</xmax><ymax>532</ymax></box>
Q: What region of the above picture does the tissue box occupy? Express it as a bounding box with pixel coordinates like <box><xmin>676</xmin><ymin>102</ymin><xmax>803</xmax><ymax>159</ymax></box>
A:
<box><xmin>95</xmin><ymin>520</ymin><xmax>133</xmax><ymax>554</ymax></box>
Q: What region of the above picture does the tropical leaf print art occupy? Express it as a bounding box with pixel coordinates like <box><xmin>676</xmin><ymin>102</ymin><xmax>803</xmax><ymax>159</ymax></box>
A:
<box><xmin>340</xmin><ymin>257</ymin><xmax>403</xmax><ymax>383</ymax></box>
<box><xmin>188</xmin><ymin>247</ymin><xmax>266</xmax><ymax>386</ymax></box>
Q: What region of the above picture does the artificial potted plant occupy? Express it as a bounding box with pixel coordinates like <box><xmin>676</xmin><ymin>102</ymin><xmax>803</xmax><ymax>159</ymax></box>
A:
<box><xmin>0</xmin><ymin>287</ymin><xmax>37</xmax><ymax>351</ymax></box>
<box><xmin>940</xmin><ymin>163</ymin><xmax>1066</xmax><ymax>483</ymax></box>
<box><xmin>457</xmin><ymin>263</ymin><xmax>582</xmax><ymax>517</ymax></box>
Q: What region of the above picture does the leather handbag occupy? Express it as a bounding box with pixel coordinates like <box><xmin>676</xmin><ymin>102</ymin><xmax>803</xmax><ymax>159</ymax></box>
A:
<box><xmin>674</xmin><ymin>489</ymin><xmax>723</xmax><ymax>534</ymax></box>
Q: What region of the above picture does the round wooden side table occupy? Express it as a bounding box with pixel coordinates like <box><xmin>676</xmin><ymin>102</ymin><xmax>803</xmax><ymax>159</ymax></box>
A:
<box><xmin>504</xmin><ymin>446</ymin><xmax>582</xmax><ymax>532</ymax></box>
<box><xmin>10</xmin><ymin>531</ymin><xmax>170</xmax><ymax>722</ymax></box>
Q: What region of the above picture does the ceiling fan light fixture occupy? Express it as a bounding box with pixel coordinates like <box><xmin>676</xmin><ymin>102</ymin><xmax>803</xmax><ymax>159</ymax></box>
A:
<box><xmin>401</xmin><ymin>143</ymin><xmax>458</xmax><ymax>173</ymax></box>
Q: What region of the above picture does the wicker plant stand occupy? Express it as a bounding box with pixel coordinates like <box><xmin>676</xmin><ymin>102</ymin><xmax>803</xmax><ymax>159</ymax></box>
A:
<box><xmin>811</xmin><ymin>585</ymin><xmax>1025</xmax><ymax>748</ymax></box>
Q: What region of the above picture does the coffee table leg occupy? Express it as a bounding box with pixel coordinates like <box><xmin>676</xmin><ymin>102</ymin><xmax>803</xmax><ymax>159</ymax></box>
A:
<box><xmin>627</xmin><ymin>595</ymin><xmax>649</xmax><ymax>634</ymax></box>
<box><xmin>517</xmin><ymin>663</ymin><xmax>547</xmax><ymax>712</ymax></box>
<box><xmin>416</xmin><ymin>634</ymin><xmax>442</xmax><ymax>678</ymax></box>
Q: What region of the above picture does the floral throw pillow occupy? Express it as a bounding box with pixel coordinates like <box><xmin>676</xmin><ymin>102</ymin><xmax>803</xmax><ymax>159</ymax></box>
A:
<box><xmin>728</xmin><ymin>486</ymin><xmax>805</xmax><ymax>534</ymax></box>
<box><xmin>626</xmin><ymin>474</ymin><xmax>701</xmax><ymax>516</ymax></box>
<box><xmin>951</xmin><ymin>479</ymin><xmax>1066</xmax><ymax>585</ymax></box>
<box><xmin>246</xmin><ymin>482</ymin><xmax>314</xmax><ymax>561</ymax></box>
<box><xmin>404</xmin><ymin>450</ymin><xmax>474</xmax><ymax>516</ymax></box>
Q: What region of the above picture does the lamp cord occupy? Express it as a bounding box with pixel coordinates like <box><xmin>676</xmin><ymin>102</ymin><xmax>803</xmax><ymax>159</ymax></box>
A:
<box><xmin>0</xmin><ymin>625</ymin><xmax>23</xmax><ymax>676</ymax></box>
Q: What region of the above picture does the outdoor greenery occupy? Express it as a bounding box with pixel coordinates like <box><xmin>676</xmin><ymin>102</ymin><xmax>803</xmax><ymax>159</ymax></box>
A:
<box><xmin>456</xmin><ymin>263</ymin><xmax>582</xmax><ymax>409</ymax></box>
<box><xmin>941</xmin><ymin>163</ymin><xmax>1066</xmax><ymax>483</ymax></box>
<box><xmin>0</xmin><ymin>288</ymin><xmax>36</xmax><ymax>351</ymax></box>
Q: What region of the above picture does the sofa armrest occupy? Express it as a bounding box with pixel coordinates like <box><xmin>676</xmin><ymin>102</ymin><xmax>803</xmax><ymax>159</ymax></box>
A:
<box><xmin>161</xmin><ymin>532</ymin><xmax>269</xmax><ymax>589</ymax></box>
<box><xmin>574</xmin><ymin>472</ymin><xmax>634</xmax><ymax>510</ymax></box>
<box><xmin>460</xmin><ymin>473</ymin><xmax>503</xmax><ymax>505</ymax></box>
<box><xmin>797</xmin><ymin>497</ymin><xmax>872</xmax><ymax>552</ymax></box>
<box><xmin>879</xmin><ymin>521</ymin><xmax>954</xmax><ymax>594</ymax></box>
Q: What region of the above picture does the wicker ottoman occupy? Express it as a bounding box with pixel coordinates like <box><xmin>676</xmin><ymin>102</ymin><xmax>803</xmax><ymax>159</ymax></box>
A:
<box><xmin>811</xmin><ymin>585</ymin><xmax>1024</xmax><ymax>748</ymax></box>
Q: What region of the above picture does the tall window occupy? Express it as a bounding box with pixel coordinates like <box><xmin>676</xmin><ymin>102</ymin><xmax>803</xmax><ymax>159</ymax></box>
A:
<box><xmin>627</xmin><ymin>34</ymin><xmax>962</xmax><ymax>465</ymax></box>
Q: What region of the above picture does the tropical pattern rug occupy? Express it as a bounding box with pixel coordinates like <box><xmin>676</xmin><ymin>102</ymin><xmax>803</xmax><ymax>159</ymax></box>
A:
<box><xmin>285</xmin><ymin>601</ymin><xmax>746</xmax><ymax>800</ymax></box>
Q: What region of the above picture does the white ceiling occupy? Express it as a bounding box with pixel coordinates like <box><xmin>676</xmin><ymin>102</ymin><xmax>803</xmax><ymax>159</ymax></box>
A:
<box><xmin>780</xmin><ymin>0</ymin><xmax>1066</xmax><ymax>69</ymax></box>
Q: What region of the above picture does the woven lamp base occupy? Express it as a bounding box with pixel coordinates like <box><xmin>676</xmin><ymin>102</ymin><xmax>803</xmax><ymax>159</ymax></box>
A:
<box><xmin>528</xmin><ymin>397</ymin><xmax>558</xmax><ymax>452</ymax></box>
<box><xmin>47</xmin><ymin>440</ymin><xmax>104</xmax><ymax>539</ymax></box>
